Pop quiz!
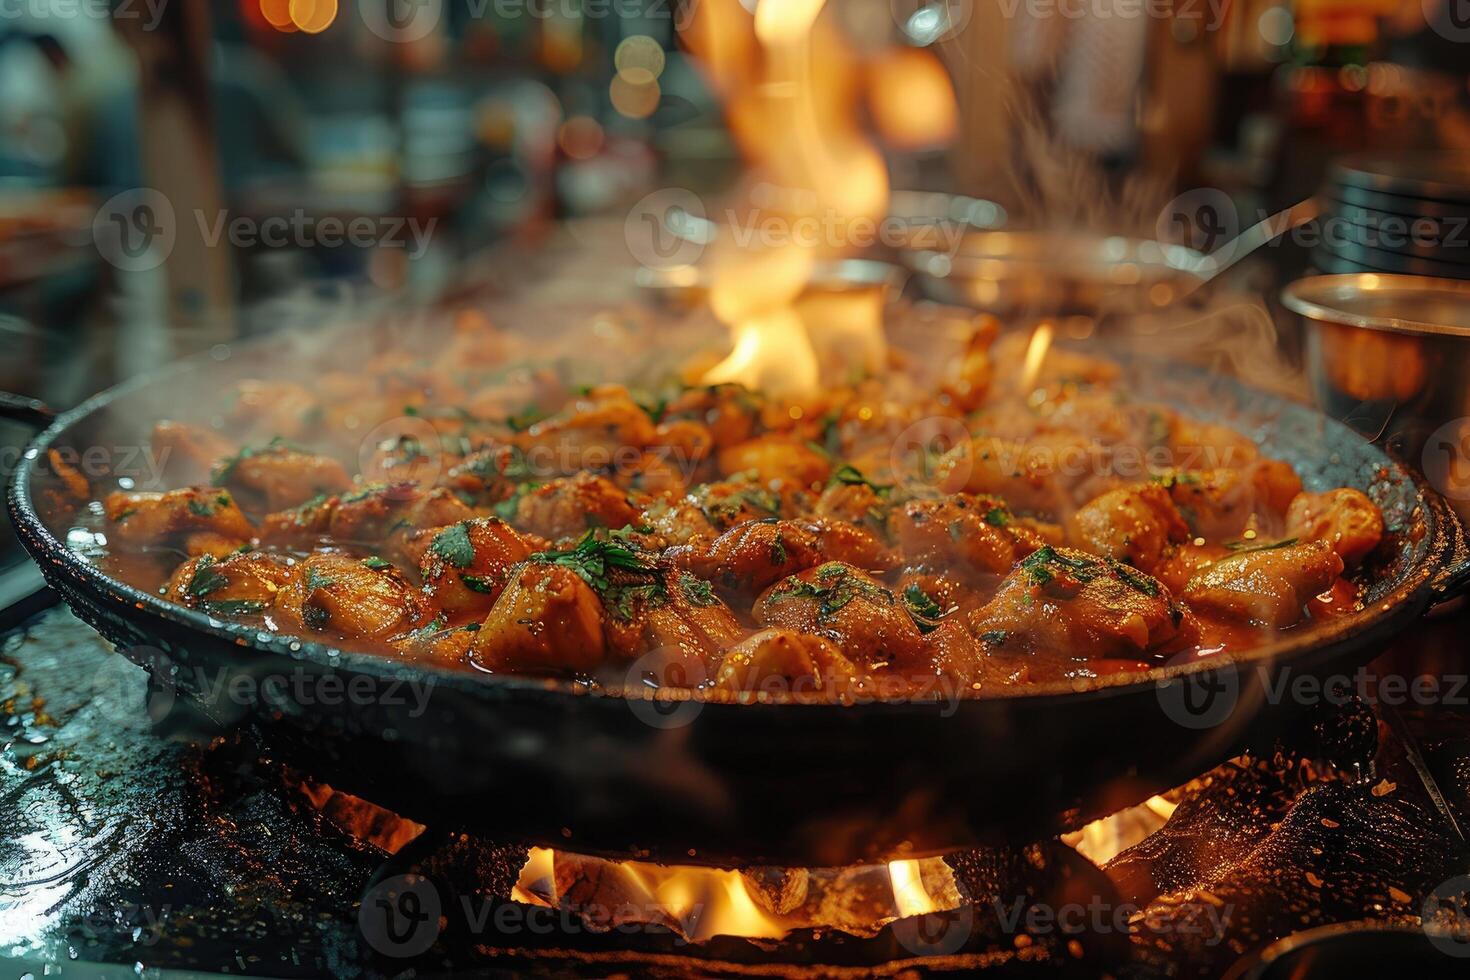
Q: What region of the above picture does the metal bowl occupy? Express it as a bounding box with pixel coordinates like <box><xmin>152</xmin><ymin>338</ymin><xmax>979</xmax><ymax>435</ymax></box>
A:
<box><xmin>634</xmin><ymin>258</ymin><xmax>909</xmax><ymax>312</ymax></box>
<box><xmin>1282</xmin><ymin>274</ymin><xmax>1470</xmax><ymax>505</ymax></box>
<box><xmin>899</xmin><ymin>231</ymin><xmax>1216</xmax><ymax>317</ymax></box>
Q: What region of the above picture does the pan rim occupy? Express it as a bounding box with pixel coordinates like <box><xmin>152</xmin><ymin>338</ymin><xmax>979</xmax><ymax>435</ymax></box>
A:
<box><xmin>7</xmin><ymin>340</ymin><xmax>1465</xmax><ymax>713</ymax></box>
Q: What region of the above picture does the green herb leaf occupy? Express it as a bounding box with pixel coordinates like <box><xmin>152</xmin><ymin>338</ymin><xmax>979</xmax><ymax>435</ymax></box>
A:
<box><xmin>1224</xmin><ymin>536</ymin><xmax>1299</xmax><ymax>554</ymax></box>
<box><xmin>362</xmin><ymin>556</ymin><xmax>394</xmax><ymax>571</ymax></box>
<box><xmin>678</xmin><ymin>572</ymin><xmax>717</xmax><ymax>607</ymax></box>
<box><xmin>431</xmin><ymin>522</ymin><xmax>476</xmax><ymax>568</ymax></box>
<box><xmin>187</xmin><ymin>558</ymin><xmax>228</xmax><ymax>598</ymax></box>
<box><xmin>460</xmin><ymin>574</ymin><xmax>496</xmax><ymax>594</ymax></box>
<box><xmin>902</xmin><ymin>583</ymin><xmax>945</xmax><ymax>633</ymax></box>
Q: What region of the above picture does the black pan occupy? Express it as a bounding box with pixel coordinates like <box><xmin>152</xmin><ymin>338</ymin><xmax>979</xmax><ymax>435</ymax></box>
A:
<box><xmin>8</xmin><ymin>339</ymin><xmax>1470</xmax><ymax>867</ymax></box>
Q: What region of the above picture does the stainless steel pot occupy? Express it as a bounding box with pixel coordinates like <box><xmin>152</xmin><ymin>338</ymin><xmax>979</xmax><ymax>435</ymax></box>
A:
<box><xmin>1282</xmin><ymin>273</ymin><xmax>1470</xmax><ymax>509</ymax></box>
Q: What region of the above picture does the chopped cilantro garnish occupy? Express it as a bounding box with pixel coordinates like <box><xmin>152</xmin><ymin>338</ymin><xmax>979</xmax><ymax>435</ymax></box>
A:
<box><xmin>187</xmin><ymin>558</ymin><xmax>228</xmax><ymax>598</ymax></box>
<box><xmin>1107</xmin><ymin>558</ymin><xmax>1160</xmax><ymax>597</ymax></box>
<box><xmin>831</xmin><ymin>464</ymin><xmax>891</xmax><ymax>495</ymax></box>
<box><xmin>362</xmin><ymin>556</ymin><xmax>394</xmax><ymax>571</ymax></box>
<box><xmin>678</xmin><ymin>572</ymin><xmax>717</xmax><ymax>607</ymax></box>
<box><xmin>902</xmin><ymin>583</ymin><xmax>945</xmax><ymax>633</ymax></box>
<box><xmin>199</xmin><ymin>599</ymin><xmax>266</xmax><ymax>617</ymax></box>
<box><xmin>769</xmin><ymin>563</ymin><xmax>893</xmax><ymax>621</ymax></box>
<box><xmin>983</xmin><ymin>506</ymin><xmax>1010</xmax><ymax>527</ymax></box>
<box><xmin>431</xmin><ymin>522</ymin><xmax>476</xmax><ymax>568</ymax></box>
<box><xmin>305</xmin><ymin>567</ymin><xmax>337</xmax><ymax>593</ymax></box>
<box><xmin>460</xmin><ymin>574</ymin><xmax>496</xmax><ymax>594</ymax></box>
<box><xmin>187</xmin><ymin>498</ymin><xmax>215</xmax><ymax>517</ymax></box>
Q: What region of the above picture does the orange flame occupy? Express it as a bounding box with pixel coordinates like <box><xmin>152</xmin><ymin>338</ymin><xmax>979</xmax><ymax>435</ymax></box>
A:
<box><xmin>512</xmin><ymin>847</ymin><xmax>958</xmax><ymax>942</ymax></box>
<box><xmin>680</xmin><ymin>0</ymin><xmax>933</xmax><ymax>396</ymax></box>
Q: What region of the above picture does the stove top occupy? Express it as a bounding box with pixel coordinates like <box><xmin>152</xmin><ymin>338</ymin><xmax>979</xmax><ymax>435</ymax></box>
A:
<box><xmin>3</xmin><ymin>606</ymin><xmax>1470</xmax><ymax>978</ymax></box>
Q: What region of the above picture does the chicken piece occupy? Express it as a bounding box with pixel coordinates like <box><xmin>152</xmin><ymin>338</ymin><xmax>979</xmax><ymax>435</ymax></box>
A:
<box><xmin>409</xmin><ymin>518</ymin><xmax>536</xmax><ymax>615</ymax></box>
<box><xmin>214</xmin><ymin>443</ymin><xmax>352</xmax><ymax>512</ymax></box>
<box><xmin>676</xmin><ymin>519</ymin><xmax>823</xmax><ymax>598</ymax></box>
<box><xmin>45</xmin><ymin>449</ymin><xmax>91</xmax><ymax>503</ymax></box>
<box><xmin>968</xmin><ymin>546</ymin><xmax>1197</xmax><ymax>660</ymax></box>
<box><xmin>390</xmin><ymin>622</ymin><xmax>478</xmax><ymax>668</ymax></box>
<box><xmin>164</xmin><ymin>550</ymin><xmax>292</xmax><ymax>616</ymax></box>
<box><xmin>1162</xmin><ymin>461</ymin><xmax>1302</xmax><ymax>538</ymax></box>
<box><xmin>806</xmin><ymin>517</ymin><xmax>895</xmax><ymax>571</ymax></box>
<box><xmin>1170</xmin><ymin>418</ymin><xmax>1260</xmax><ymax>471</ymax></box>
<box><xmin>1151</xmin><ymin>540</ymin><xmax>1231</xmax><ymax>595</ymax></box>
<box><xmin>104</xmin><ymin>487</ymin><xmax>255</xmax><ymax>550</ymax></box>
<box><xmin>688</xmin><ymin>479</ymin><xmax>786</xmax><ymax>531</ymax></box>
<box><xmin>228</xmin><ymin>379</ymin><xmax>321</xmax><ymax>440</ymax></box>
<box><xmin>1285</xmin><ymin>488</ymin><xmax>1384</xmax><ymax>565</ymax></box>
<box><xmin>259</xmin><ymin>482</ymin><xmax>476</xmax><ymax>550</ymax></box>
<box><xmin>814</xmin><ymin>477</ymin><xmax>891</xmax><ymax>533</ymax></box>
<box><xmin>442</xmin><ymin>444</ymin><xmax>542</xmax><ymax>504</ymax></box>
<box><xmin>652</xmin><ymin>418</ymin><xmax>715</xmax><ymax>467</ymax></box>
<box><xmin>601</xmin><ymin>565</ymin><xmax>746</xmax><ymax>666</ymax></box>
<box><xmin>520</xmin><ymin>385</ymin><xmax>656</xmax><ymax>467</ymax></box>
<box><xmin>754</xmin><ymin>562</ymin><xmax>930</xmax><ymax>672</ymax></box>
<box><xmin>1183</xmin><ymin>541</ymin><xmax>1344</xmax><ymax>629</ymax></box>
<box><xmin>713</xmin><ymin>628</ymin><xmax>860</xmax><ymax>695</ymax></box>
<box><xmin>640</xmin><ymin>495</ymin><xmax>717</xmax><ymax>547</ymax></box>
<box><xmin>936</xmin><ymin>434</ymin><xmax>1104</xmax><ymax>516</ymax></box>
<box><xmin>939</xmin><ymin>315</ymin><xmax>999</xmax><ymax>411</ymax></box>
<box><xmin>662</xmin><ymin>383</ymin><xmax>760</xmax><ymax>449</ymax></box>
<box><xmin>717</xmin><ymin>434</ymin><xmax>831</xmax><ymax>490</ymax></box>
<box><xmin>275</xmin><ymin>553</ymin><xmax>436</xmax><ymax>642</ymax></box>
<box><xmin>1068</xmin><ymin>483</ymin><xmax>1190</xmax><ymax>575</ymax></box>
<box><xmin>889</xmin><ymin>494</ymin><xmax>1043</xmax><ymax>578</ymax></box>
<box><xmin>152</xmin><ymin>421</ymin><xmax>234</xmax><ymax>484</ymax></box>
<box><xmin>610</xmin><ymin>450</ymin><xmax>689</xmax><ymax>496</ymax></box>
<box><xmin>469</xmin><ymin>563</ymin><xmax>608</xmax><ymax>675</ymax></box>
<box><xmin>514</xmin><ymin>472</ymin><xmax>642</xmax><ymax>541</ymax></box>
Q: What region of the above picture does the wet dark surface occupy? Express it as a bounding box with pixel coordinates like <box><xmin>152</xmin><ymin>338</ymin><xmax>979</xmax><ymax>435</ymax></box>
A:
<box><xmin>2</xmin><ymin>606</ymin><xmax>1469</xmax><ymax>978</ymax></box>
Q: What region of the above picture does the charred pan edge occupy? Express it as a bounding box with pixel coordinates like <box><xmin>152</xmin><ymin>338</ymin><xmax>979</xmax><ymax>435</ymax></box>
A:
<box><xmin>7</xmin><ymin>343</ymin><xmax>1470</xmax><ymax>710</ymax></box>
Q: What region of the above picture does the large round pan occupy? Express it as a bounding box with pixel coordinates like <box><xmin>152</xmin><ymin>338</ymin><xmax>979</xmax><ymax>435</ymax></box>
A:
<box><xmin>9</xmin><ymin>340</ymin><xmax>1470</xmax><ymax>867</ymax></box>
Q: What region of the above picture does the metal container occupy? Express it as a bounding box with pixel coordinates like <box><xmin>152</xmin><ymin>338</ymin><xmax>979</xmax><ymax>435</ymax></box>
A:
<box><xmin>1282</xmin><ymin>273</ymin><xmax>1470</xmax><ymax>508</ymax></box>
<box><xmin>898</xmin><ymin>231</ymin><xmax>1215</xmax><ymax>318</ymax></box>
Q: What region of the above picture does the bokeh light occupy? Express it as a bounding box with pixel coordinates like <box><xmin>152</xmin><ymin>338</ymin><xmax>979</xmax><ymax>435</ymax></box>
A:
<box><xmin>288</xmin><ymin>0</ymin><xmax>338</xmax><ymax>34</ymax></box>
<box><xmin>614</xmin><ymin>35</ymin><xmax>666</xmax><ymax>85</ymax></box>
<box><xmin>610</xmin><ymin>76</ymin><xmax>660</xmax><ymax>120</ymax></box>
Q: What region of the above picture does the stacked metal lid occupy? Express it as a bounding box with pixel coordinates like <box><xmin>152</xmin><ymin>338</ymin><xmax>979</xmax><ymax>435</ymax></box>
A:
<box><xmin>1314</xmin><ymin>154</ymin><xmax>1470</xmax><ymax>279</ymax></box>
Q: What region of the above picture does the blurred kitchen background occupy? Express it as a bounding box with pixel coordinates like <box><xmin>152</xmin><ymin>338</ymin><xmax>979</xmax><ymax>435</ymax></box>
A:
<box><xmin>1</xmin><ymin>0</ymin><xmax>1468</xmax><ymax>603</ymax></box>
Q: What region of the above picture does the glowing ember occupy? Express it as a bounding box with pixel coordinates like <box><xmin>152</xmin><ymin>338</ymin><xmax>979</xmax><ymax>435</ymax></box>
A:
<box><xmin>511</xmin><ymin>847</ymin><xmax>960</xmax><ymax>942</ymax></box>
<box><xmin>1063</xmin><ymin>794</ymin><xmax>1179</xmax><ymax>866</ymax></box>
